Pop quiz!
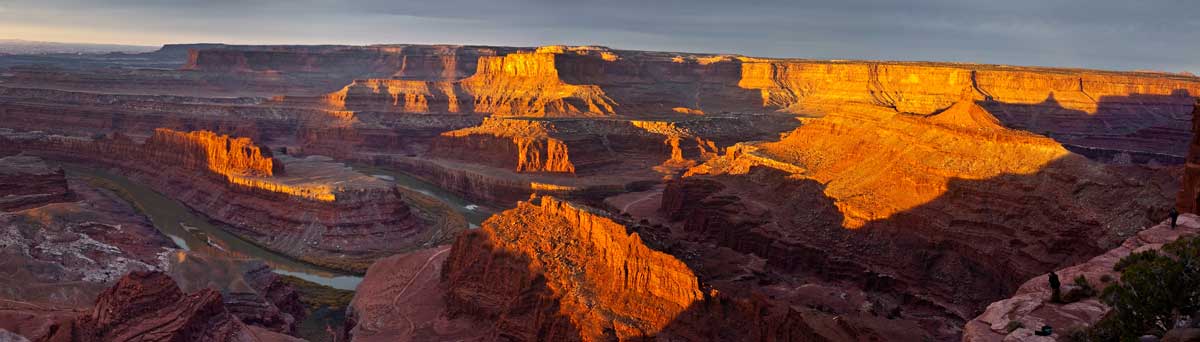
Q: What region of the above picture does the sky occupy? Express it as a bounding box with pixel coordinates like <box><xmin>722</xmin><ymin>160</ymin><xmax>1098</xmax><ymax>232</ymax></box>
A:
<box><xmin>1</xmin><ymin>0</ymin><xmax>1197</xmax><ymax>73</ymax></box>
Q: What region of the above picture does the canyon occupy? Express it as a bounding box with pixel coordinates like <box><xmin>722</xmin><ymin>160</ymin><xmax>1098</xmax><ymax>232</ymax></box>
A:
<box><xmin>1</xmin><ymin>43</ymin><xmax>1197</xmax><ymax>341</ymax></box>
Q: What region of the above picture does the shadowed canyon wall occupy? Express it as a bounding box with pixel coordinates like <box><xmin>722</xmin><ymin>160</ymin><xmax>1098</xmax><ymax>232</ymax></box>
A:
<box><xmin>663</xmin><ymin>100</ymin><xmax>1176</xmax><ymax>323</ymax></box>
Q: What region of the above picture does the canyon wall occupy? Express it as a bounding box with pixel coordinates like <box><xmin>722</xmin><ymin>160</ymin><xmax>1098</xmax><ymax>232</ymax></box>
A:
<box><xmin>0</xmin><ymin>129</ymin><xmax>446</xmax><ymax>272</ymax></box>
<box><xmin>442</xmin><ymin>196</ymin><xmax>704</xmax><ymax>340</ymax></box>
<box><xmin>300</xmin><ymin>45</ymin><xmax>1200</xmax><ymax>159</ymax></box>
<box><xmin>145</xmin><ymin>128</ymin><xmax>281</xmax><ymax>177</ymax></box>
<box><xmin>322</xmin><ymin>51</ymin><xmax>617</xmax><ymax>117</ymax></box>
<box><xmin>664</xmin><ymin>100</ymin><xmax>1176</xmax><ymax>323</ymax></box>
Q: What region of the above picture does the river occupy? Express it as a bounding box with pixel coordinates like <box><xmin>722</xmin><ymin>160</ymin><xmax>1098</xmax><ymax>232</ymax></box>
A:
<box><xmin>350</xmin><ymin>163</ymin><xmax>492</xmax><ymax>226</ymax></box>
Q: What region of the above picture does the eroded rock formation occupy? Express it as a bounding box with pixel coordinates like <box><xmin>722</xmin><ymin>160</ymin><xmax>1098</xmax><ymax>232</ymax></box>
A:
<box><xmin>442</xmin><ymin>196</ymin><xmax>703</xmax><ymax>340</ymax></box>
<box><xmin>144</xmin><ymin>128</ymin><xmax>281</xmax><ymax>177</ymax></box>
<box><xmin>40</xmin><ymin>271</ymin><xmax>302</xmax><ymax>342</ymax></box>
<box><xmin>1</xmin><ymin>129</ymin><xmax>452</xmax><ymax>272</ymax></box>
<box><xmin>0</xmin><ymin>155</ymin><xmax>73</xmax><ymax>211</ymax></box>
<box><xmin>665</xmin><ymin>101</ymin><xmax>1176</xmax><ymax>327</ymax></box>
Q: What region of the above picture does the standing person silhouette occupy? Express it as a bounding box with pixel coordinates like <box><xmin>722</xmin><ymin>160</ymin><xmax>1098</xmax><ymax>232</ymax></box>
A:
<box><xmin>1170</xmin><ymin>207</ymin><xmax>1180</xmax><ymax>230</ymax></box>
<box><xmin>1048</xmin><ymin>271</ymin><xmax>1061</xmax><ymax>303</ymax></box>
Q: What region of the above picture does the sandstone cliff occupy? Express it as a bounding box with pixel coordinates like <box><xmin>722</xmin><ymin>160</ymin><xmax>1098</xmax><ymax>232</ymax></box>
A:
<box><xmin>144</xmin><ymin>128</ymin><xmax>281</xmax><ymax>177</ymax></box>
<box><xmin>433</xmin><ymin>117</ymin><xmax>577</xmax><ymax>173</ymax></box>
<box><xmin>442</xmin><ymin>196</ymin><xmax>703</xmax><ymax>340</ymax></box>
<box><xmin>667</xmin><ymin>101</ymin><xmax>1175</xmax><ymax>324</ymax></box>
<box><xmin>324</xmin><ymin>51</ymin><xmax>617</xmax><ymax>117</ymax></box>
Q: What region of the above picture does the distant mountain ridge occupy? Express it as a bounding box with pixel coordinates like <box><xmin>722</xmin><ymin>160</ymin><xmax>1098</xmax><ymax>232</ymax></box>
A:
<box><xmin>0</xmin><ymin>39</ymin><xmax>157</xmax><ymax>55</ymax></box>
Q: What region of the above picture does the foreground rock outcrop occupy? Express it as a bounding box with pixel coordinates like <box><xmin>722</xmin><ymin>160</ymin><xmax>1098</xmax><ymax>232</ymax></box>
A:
<box><xmin>442</xmin><ymin>196</ymin><xmax>703</xmax><ymax>340</ymax></box>
<box><xmin>963</xmin><ymin>215</ymin><xmax>1200</xmax><ymax>341</ymax></box>
<box><xmin>350</xmin><ymin>196</ymin><xmax>924</xmax><ymax>341</ymax></box>
<box><xmin>39</xmin><ymin>271</ymin><xmax>301</xmax><ymax>342</ymax></box>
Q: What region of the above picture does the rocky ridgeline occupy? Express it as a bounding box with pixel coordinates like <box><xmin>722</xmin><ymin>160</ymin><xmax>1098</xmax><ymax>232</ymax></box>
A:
<box><xmin>348</xmin><ymin>196</ymin><xmax>903</xmax><ymax>341</ymax></box>
<box><xmin>30</xmin><ymin>271</ymin><xmax>301</xmax><ymax>342</ymax></box>
<box><xmin>963</xmin><ymin>215</ymin><xmax>1200</xmax><ymax>341</ymax></box>
<box><xmin>665</xmin><ymin>100</ymin><xmax>1176</xmax><ymax>327</ymax></box>
<box><xmin>323</xmin><ymin>51</ymin><xmax>616</xmax><ymax>117</ymax></box>
<box><xmin>183</xmin><ymin>44</ymin><xmax>515</xmax><ymax>80</ymax></box>
<box><xmin>442</xmin><ymin>196</ymin><xmax>703</xmax><ymax>340</ymax></box>
<box><xmin>294</xmin><ymin>44</ymin><xmax>1200</xmax><ymax>158</ymax></box>
<box><xmin>0</xmin><ymin>129</ymin><xmax>441</xmax><ymax>272</ymax></box>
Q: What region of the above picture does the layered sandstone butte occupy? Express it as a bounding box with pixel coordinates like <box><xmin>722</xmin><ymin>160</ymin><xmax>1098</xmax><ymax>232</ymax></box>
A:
<box><xmin>40</xmin><ymin>271</ymin><xmax>301</xmax><ymax>342</ymax></box>
<box><xmin>963</xmin><ymin>215</ymin><xmax>1200</xmax><ymax>341</ymax></box>
<box><xmin>666</xmin><ymin>101</ymin><xmax>1174</xmax><ymax>322</ymax></box>
<box><xmin>0</xmin><ymin>155</ymin><xmax>73</xmax><ymax>211</ymax></box>
<box><xmin>324</xmin><ymin>51</ymin><xmax>616</xmax><ymax>117</ymax></box>
<box><xmin>144</xmin><ymin>128</ymin><xmax>281</xmax><ymax>177</ymax></box>
<box><xmin>442</xmin><ymin>196</ymin><xmax>704</xmax><ymax>340</ymax></box>
<box><xmin>433</xmin><ymin>117</ymin><xmax>576</xmax><ymax>173</ymax></box>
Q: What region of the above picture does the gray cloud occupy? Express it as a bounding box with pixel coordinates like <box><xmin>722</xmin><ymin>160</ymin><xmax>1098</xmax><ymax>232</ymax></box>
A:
<box><xmin>0</xmin><ymin>0</ymin><xmax>1196</xmax><ymax>72</ymax></box>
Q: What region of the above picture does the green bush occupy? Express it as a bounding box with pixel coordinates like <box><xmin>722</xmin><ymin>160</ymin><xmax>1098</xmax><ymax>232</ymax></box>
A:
<box><xmin>1061</xmin><ymin>275</ymin><xmax>1097</xmax><ymax>303</ymax></box>
<box><xmin>1082</xmin><ymin>236</ymin><xmax>1200</xmax><ymax>340</ymax></box>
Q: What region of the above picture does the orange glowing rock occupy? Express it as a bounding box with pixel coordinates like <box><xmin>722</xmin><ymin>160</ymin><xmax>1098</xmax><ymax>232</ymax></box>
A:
<box><xmin>325</xmin><ymin>49</ymin><xmax>617</xmax><ymax>117</ymax></box>
<box><xmin>689</xmin><ymin>100</ymin><xmax>1072</xmax><ymax>228</ymax></box>
<box><xmin>437</xmin><ymin>117</ymin><xmax>577</xmax><ymax>173</ymax></box>
<box><xmin>443</xmin><ymin>196</ymin><xmax>703</xmax><ymax>341</ymax></box>
<box><xmin>145</xmin><ymin>128</ymin><xmax>280</xmax><ymax>178</ymax></box>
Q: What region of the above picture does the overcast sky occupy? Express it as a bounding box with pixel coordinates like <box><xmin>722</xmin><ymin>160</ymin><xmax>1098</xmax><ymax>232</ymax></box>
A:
<box><xmin>1</xmin><ymin>0</ymin><xmax>1196</xmax><ymax>72</ymax></box>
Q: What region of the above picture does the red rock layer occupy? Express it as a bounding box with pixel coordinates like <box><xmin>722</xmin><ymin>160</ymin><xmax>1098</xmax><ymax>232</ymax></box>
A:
<box><xmin>442</xmin><ymin>196</ymin><xmax>703</xmax><ymax>340</ymax></box>
<box><xmin>144</xmin><ymin>128</ymin><xmax>281</xmax><ymax>177</ymax></box>
<box><xmin>38</xmin><ymin>271</ymin><xmax>301</xmax><ymax>342</ymax></box>
<box><xmin>0</xmin><ymin>155</ymin><xmax>73</xmax><ymax>211</ymax></box>
<box><xmin>322</xmin><ymin>51</ymin><xmax>617</xmax><ymax>117</ymax></box>
<box><xmin>665</xmin><ymin>102</ymin><xmax>1177</xmax><ymax>322</ymax></box>
<box><xmin>433</xmin><ymin>117</ymin><xmax>576</xmax><ymax>173</ymax></box>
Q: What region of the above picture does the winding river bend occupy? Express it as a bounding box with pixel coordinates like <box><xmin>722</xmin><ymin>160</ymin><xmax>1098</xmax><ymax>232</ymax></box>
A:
<box><xmin>65</xmin><ymin>164</ymin><xmax>490</xmax><ymax>291</ymax></box>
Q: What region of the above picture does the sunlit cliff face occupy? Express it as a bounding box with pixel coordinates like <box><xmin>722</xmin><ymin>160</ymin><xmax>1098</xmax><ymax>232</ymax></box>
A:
<box><xmin>147</xmin><ymin>129</ymin><xmax>341</xmax><ymax>202</ymax></box>
<box><xmin>325</xmin><ymin>51</ymin><xmax>617</xmax><ymax>117</ymax></box>
<box><xmin>688</xmin><ymin>100</ymin><xmax>1075</xmax><ymax>228</ymax></box>
<box><xmin>443</xmin><ymin>196</ymin><xmax>702</xmax><ymax>340</ymax></box>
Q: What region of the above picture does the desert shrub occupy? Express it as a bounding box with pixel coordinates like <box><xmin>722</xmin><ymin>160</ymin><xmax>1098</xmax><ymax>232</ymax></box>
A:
<box><xmin>1085</xmin><ymin>236</ymin><xmax>1200</xmax><ymax>340</ymax></box>
<box><xmin>1005</xmin><ymin>320</ymin><xmax>1024</xmax><ymax>333</ymax></box>
<box><xmin>1061</xmin><ymin>275</ymin><xmax>1097</xmax><ymax>303</ymax></box>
